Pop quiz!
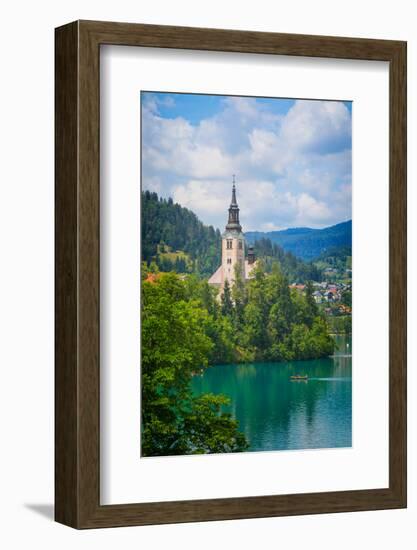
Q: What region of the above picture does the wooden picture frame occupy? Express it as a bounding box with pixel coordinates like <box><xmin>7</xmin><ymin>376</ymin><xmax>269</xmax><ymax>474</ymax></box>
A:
<box><xmin>55</xmin><ymin>20</ymin><xmax>407</xmax><ymax>529</ymax></box>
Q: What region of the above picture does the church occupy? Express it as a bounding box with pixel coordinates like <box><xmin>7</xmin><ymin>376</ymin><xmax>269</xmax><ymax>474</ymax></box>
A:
<box><xmin>208</xmin><ymin>178</ymin><xmax>257</xmax><ymax>292</ymax></box>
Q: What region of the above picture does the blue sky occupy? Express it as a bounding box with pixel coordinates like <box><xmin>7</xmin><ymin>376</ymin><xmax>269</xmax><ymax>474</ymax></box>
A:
<box><xmin>141</xmin><ymin>91</ymin><xmax>352</xmax><ymax>232</ymax></box>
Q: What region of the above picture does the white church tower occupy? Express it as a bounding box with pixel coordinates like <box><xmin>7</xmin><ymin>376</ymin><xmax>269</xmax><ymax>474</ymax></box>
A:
<box><xmin>208</xmin><ymin>176</ymin><xmax>256</xmax><ymax>293</ymax></box>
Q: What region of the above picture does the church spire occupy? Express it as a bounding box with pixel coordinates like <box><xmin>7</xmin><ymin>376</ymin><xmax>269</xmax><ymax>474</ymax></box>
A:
<box><xmin>226</xmin><ymin>175</ymin><xmax>242</xmax><ymax>232</ymax></box>
<box><xmin>231</xmin><ymin>174</ymin><xmax>237</xmax><ymax>206</ymax></box>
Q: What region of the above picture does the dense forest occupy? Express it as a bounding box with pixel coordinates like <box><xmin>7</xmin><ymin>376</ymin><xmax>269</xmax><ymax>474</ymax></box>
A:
<box><xmin>253</xmin><ymin>238</ymin><xmax>322</xmax><ymax>282</ymax></box>
<box><xmin>314</xmin><ymin>245</ymin><xmax>352</xmax><ymax>265</ymax></box>
<box><xmin>142</xmin><ymin>190</ymin><xmax>221</xmax><ymax>277</ymax></box>
<box><xmin>142</xmin><ymin>191</ymin><xmax>323</xmax><ymax>282</ymax></box>
<box><xmin>141</xmin><ymin>262</ymin><xmax>335</xmax><ymax>456</ymax></box>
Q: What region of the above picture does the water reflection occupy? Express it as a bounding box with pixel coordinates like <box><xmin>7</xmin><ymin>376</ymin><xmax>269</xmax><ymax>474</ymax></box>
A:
<box><xmin>191</xmin><ymin>335</ymin><xmax>352</xmax><ymax>452</ymax></box>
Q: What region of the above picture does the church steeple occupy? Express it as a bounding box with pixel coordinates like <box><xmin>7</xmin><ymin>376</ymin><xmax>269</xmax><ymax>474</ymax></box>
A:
<box><xmin>208</xmin><ymin>175</ymin><xmax>257</xmax><ymax>292</ymax></box>
<box><xmin>226</xmin><ymin>175</ymin><xmax>242</xmax><ymax>232</ymax></box>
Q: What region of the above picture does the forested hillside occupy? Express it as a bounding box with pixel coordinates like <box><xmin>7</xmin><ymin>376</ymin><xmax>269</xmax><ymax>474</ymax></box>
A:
<box><xmin>142</xmin><ymin>190</ymin><xmax>221</xmax><ymax>276</ymax></box>
<box><xmin>142</xmin><ymin>191</ymin><xmax>323</xmax><ymax>282</ymax></box>
<box><xmin>253</xmin><ymin>238</ymin><xmax>322</xmax><ymax>282</ymax></box>
<box><xmin>246</xmin><ymin>220</ymin><xmax>352</xmax><ymax>261</ymax></box>
<box><xmin>313</xmin><ymin>246</ymin><xmax>352</xmax><ymax>282</ymax></box>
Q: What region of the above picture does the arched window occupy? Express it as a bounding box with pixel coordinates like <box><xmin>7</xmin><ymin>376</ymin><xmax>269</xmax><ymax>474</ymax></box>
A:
<box><xmin>238</xmin><ymin>241</ymin><xmax>243</xmax><ymax>249</ymax></box>
<box><xmin>226</xmin><ymin>239</ymin><xmax>233</xmax><ymax>249</ymax></box>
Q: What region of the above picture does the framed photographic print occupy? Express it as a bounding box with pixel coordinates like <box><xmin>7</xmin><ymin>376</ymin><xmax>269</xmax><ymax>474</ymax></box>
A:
<box><xmin>55</xmin><ymin>20</ymin><xmax>406</xmax><ymax>528</ymax></box>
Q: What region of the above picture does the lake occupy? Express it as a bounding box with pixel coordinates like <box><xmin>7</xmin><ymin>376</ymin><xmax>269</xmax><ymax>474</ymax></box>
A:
<box><xmin>191</xmin><ymin>334</ymin><xmax>352</xmax><ymax>452</ymax></box>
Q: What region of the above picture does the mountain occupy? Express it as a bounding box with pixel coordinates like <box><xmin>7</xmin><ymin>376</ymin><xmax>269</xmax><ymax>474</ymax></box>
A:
<box><xmin>245</xmin><ymin>220</ymin><xmax>352</xmax><ymax>261</ymax></box>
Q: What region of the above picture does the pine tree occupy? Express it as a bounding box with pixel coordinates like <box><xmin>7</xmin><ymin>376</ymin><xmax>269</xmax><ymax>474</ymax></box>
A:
<box><xmin>221</xmin><ymin>280</ymin><xmax>234</xmax><ymax>318</ymax></box>
<box><xmin>304</xmin><ymin>280</ymin><xmax>318</xmax><ymax>327</ymax></box>
<box><xmin>232</xmin><ymin>263</ymin><xmax>247</xmax><ymax>332</ymax></box>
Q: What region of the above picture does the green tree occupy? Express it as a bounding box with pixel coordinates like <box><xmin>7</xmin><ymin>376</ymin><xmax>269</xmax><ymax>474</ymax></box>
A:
<box><xmin>183</xmin><ymin>393</ymin><xmax>248</xmax><ymax>453</ymax></box>
<box><xmin>148</xmin><ymin>260</ymin><xmax>159</xmax><ymax>274</ymax></box>
<box><xmin>304</xmin><ymin>281</ymin><xmax>318</xmax><ymax>327</ymax></box>
<box><xmin>310</xmin><ymin>316</ymin><xmax>335</xmax><ymax>356</ymax></box>
<box><xmin>341</xmin><ymin>289</ymin><xmax>352</xmax><ymax>307</ymax></box>
<box><xmin>266</xmin><ymin>263</ymin><xmax>293</xmax><ymax>340</ymax></box>
<box><xmin>221</xmin><ymin>279</ymin><xmax>234</xmax><ymax>318</ymax></box>
<box><xmin>232</xmin><ymin>263</ymin><xmax>247</xmax><ymax>332</ymax></box>
<box><xmin>141</xmin><ymin>273</ymin><xmax>248</xmax><ymax>456</ymax></box>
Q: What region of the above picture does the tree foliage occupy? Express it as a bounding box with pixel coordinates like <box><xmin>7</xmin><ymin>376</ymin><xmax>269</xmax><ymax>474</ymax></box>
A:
<box><xmin>142</xmin><ymin>190</ymin><xmax>221</xmax><ymax>276</ymax></box>
<box><xmin>252</xmin><ymin>237</ymin><xmax>322</xmax><ymax>282</ymax></box>
<box><xmin>141</xmin><ymin>273</ymin><xmax>248</xmax><ymax>456</ymax></box>
<box><xmin>141</xmin><ymin>263</ymin><xmax>335</xmax><ymax>456</ymax></box>
<box><xmin>236</xmin><ymin>262</ymin><xmax>334</xmax><ymax>362</ymax></box>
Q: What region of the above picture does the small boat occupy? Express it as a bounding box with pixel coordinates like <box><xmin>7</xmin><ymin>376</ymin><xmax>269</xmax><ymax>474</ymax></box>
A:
<box><xmin>290</xmin><ymin>375</ymin><xmax>308</xmax><ymax>381</ymax></box>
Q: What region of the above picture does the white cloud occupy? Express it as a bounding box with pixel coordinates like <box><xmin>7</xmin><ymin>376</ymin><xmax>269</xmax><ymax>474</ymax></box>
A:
<box><xmin>141</xmin><ymin>95</ymin><xmax>352</xmax><ymax>231</ymax></box>
<box><xmin>173</xmin><ymin>180</ymin><xmax>228</xmax><ymax>217</ymax></box>
<box><xmin>295</xmin><ymin>193</ymin><xmax>332</xmax><ymax>226</ymax></box>
<box><xmin>281</xmin><ymin>100</ymin><xmax>351</xmax><ymax>153</ymax></box>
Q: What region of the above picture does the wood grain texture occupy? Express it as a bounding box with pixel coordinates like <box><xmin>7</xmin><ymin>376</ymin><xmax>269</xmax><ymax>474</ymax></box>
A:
<box><xmin>55</xmin><ymin>20</ymin><xmax>407</xmax><ymax>529</ymax></box>
<box><xmin>55</xmin><ymin>21</ymin><xmax>79</xmax><ymax>527</ymax></box>
<box><xmin>388</xmin><ymin>41</ymin><xmax>407</xmax><ymax>504</ymax></box>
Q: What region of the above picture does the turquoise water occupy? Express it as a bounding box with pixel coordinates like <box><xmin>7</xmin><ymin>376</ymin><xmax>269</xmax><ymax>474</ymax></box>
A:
<box><xmin>191</xmin><ymin>335</ymin><xmax>352</xmax><ymax>452</ymax></box>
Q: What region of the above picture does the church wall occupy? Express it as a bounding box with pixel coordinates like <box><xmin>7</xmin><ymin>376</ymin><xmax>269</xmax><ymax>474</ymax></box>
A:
<box><xmin>221</xmin><ymin>235</ymin><xmax>245</xmax><ymax>286</ymax></box>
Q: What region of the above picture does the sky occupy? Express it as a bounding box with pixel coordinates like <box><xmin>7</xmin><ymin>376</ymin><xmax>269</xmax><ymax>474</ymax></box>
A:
<box><xmin>141</xmin><ymin>91</ymin><xmax>352</xmax><ymax>232</ymax></box>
